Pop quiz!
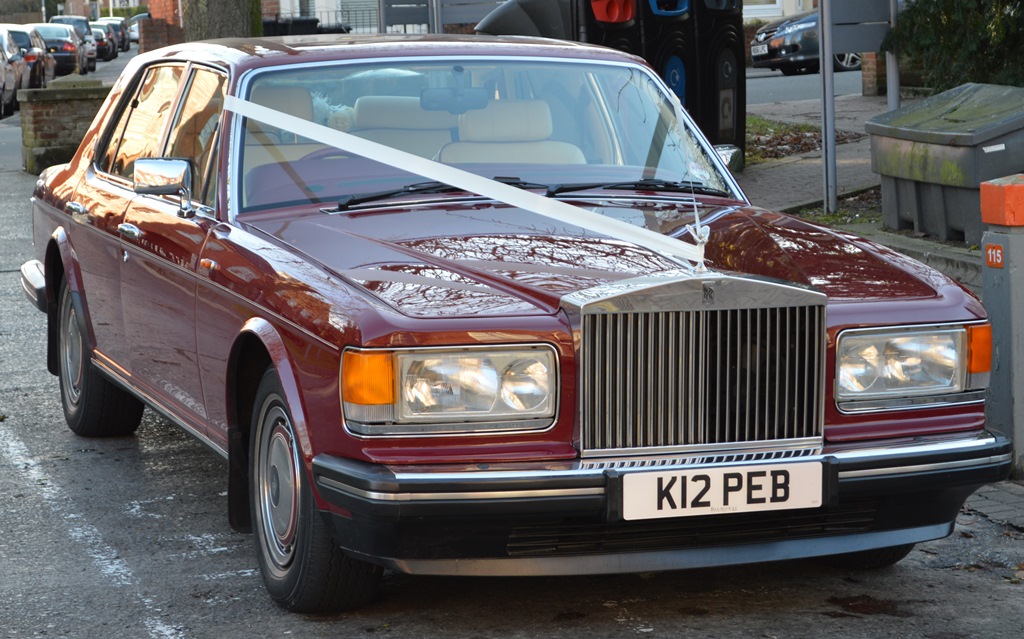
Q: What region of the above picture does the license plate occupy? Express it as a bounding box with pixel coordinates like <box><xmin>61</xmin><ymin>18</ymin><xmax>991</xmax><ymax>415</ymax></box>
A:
<box><xmin>622</xmin><ymin>462</ymin><xmax>822</xmax><ymax>521</ymax></box>
<box><xmin>751</xmin><ymin>44</ymin><xmax>769</xmax><ymax>57</ymax></box>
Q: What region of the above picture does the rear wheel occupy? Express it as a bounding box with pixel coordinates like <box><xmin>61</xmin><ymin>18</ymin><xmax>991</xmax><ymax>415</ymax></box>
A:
<box><xmin>57</xmin><ymin>279</ymin><xmax>144</xmax><ymax>437</ymax></box>
<box><xmin>818</xmin><ymin>543</ymin><xmax>915</xmax><ymax>570</ymax></box>
<box><xmin>250</xmin><ymin>367</ymin><xmax>382</xmax><ymax>612</ymax></box>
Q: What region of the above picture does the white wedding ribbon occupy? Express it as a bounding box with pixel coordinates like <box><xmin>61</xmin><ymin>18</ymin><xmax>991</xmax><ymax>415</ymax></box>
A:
<box><xmin>225</xmin><ymin>95</ymin><xmax>704</xmax><ymax>266</ymax></box>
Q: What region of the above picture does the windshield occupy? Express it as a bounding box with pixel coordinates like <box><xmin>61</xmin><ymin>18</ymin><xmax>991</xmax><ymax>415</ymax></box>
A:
<box><xmin>237</xmin><ymin>57</ymin><xmax>737</xmax><ymax>213</ymax></box>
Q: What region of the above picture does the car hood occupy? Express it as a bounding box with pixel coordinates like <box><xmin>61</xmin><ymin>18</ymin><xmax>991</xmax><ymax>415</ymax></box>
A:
<box><xmin>758</xmin><ymin>10</ymin><xmax>816</xmax><ymax>34</ymax></box>
<box><xmin>245</xmin><ymin>199</ymin><xmax>951</xmax><ymax>319</ymax></box>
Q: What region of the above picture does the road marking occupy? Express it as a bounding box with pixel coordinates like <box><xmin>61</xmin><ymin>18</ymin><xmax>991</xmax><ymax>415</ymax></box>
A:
<box><xmin>0</xmin><ymin>427</ymin><xmax>185</xmax><ymax>639</ymax></box>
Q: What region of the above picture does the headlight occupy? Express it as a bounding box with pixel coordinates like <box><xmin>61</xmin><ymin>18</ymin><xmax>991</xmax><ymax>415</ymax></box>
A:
<box><xmin>775</xmin><ymin>21</ymin><xmax>815</xmax><ymax>37</ymax></box>
<box><xmin>836</xmin><ymin>324</ymin><xmax>991</xmax><ymax>410</ymax></box>
<box><xmin>342</xmin><ymin>346</ymin><xmax>557</xmax><ymax>435</ymax></box>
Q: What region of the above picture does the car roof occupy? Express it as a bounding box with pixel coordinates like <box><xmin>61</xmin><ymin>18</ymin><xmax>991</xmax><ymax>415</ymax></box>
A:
<box><xmin>137</xmin><ymin>34</ymin><xmax>647</xmax><ymax>75</ymax></box>
<box><xmin>0</xmin><ymin>23</ymin><xmax>35</xmax><ymax>32</ymax></box>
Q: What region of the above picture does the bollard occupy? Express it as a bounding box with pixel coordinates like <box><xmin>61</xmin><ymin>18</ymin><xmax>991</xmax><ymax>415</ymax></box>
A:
<box><xmin>981</xmin><ymin>174</ymin><xmax>1024</xmax><ymax>477</ymax></box>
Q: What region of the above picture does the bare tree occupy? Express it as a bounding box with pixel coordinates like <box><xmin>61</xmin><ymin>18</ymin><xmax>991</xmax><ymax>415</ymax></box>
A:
<box><xmin>182</xmin><ymin>0</ymin><xmax>263</xmax><ymax>41</ymax></box>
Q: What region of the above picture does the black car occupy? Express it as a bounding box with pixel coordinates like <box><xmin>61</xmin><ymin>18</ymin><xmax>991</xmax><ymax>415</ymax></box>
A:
<box><xmin>29</xmin><ymin>23</ymin><xmax>85</xmax><ymax>76</ymax></box>
<box><xmin>750</xmin><ymin>10</ymin><xmax>862</xmax><ymax>75</ymax></box>
<box><xmin>92</xmin><ymin>27</ymin><xmax>114</xmax><ymax>62</ymax></box>
<box><xmin>0</xmin><ymin>24</ymin><xmax>56</xmax><ymax>89</ymax></box>
<box><xmin>96</xmin><ymin>17</ymin><xmax>129</xmax><ymax>52</ymax></box>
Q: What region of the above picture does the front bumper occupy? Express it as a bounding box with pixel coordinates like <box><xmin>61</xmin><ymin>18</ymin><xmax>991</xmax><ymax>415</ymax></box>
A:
<box><xmin>312</xmin><ymin>432</ymin><xmax>1011</xmax><ymax>576</ymax></box>
<box><xmin>21</xmin><ymin>260</ymin><xmax>47</xmax><ymax>313</ymax></box>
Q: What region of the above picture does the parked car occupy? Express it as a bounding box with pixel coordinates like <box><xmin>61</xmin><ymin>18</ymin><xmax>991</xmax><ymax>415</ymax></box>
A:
<box><xmin>96</xmin><ymin>16</ymin><xmax>129</xmax><ymax>52</ymax></box>
<box><xmin>50</xmin><ymin>14</ymin><xmax>95</xmax><ymax>71</ymax></box>
<box><xmin>0</xmin><ymin>40</ymin><xmax>9</xmax><ymax>118</ymax></box>
<box><xmin>1</xmin><ymin>24</ymin><xmax>56</xmax><ymax>89</ymax></box>
<box><xmin>92</xmin><ymin>27</ymin><xmax>114</xmax><ymax>62</ymax></box>
<box><xmin>0</xmin><ymin>26</ymin><xmax>26</xmax><ymax>115</ymax></box>
<box><xmin>30</xmin><ymin>23</ymin><xmax>86</xmax><ymax>76</ymax></box>
<box><xmin>751</xmin><ymin>10</ymin><xmax>862</xmax><ymax>75</ymax></box>
<box><xmin>128</xmin><ymin>12</ymin><xmax>150</xmax><ymax>43</ymax></box>
<box><xmin>21</xmin><ymin>35</ymin><xmax>1011</xmax><ymax>613</ymax></box>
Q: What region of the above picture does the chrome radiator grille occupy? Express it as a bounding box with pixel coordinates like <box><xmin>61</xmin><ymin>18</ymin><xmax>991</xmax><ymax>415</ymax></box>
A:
<box><xmin>579</xmin><ymin>305</ymin><xmax>826</xmax><ymax>455</ymax></box>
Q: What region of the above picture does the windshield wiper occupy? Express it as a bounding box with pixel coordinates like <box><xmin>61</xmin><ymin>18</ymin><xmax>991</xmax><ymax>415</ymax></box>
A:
<box><xmin>328</xmin><ymin>177</ymin><xmax>559</xmax><ymax>212</ymax></box>
<box><xmin>548</xmin><ymin>178</ymin><xmax>731</xmax><ymax>199</ymax></box>
<box><xmin>328</xmin><ymin>181</ymin><xmax>466</xmax><ymax>212</ymax></box>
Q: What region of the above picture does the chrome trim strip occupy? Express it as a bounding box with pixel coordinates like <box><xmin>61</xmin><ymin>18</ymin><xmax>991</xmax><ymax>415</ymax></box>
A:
<box><xmin>316</xmin><ymin>435</ymin><xmax>1006</xmax><ymax>503</ymax></box>
<box><xmin>838</xmin><ymin>453</ymin><xmax>1012</xmax><ymax>479</ymax></box>
<box><xmin>92</xmin><ymin>357</ymin><xmax>228</xmax><ymax>460</ymax></box>
<box><xmin>838</xmin><ymin>392</ymin><xmax>985</xmax><ymax>414</ymax></box>
<box><xmin>317</xmin><ymin>475</ymin><xmax>604</xmax><ymax>503</ymax></box>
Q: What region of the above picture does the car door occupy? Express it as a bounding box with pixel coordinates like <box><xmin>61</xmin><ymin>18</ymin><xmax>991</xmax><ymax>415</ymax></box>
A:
<box><xmin>67</xmin><ymin>63</ymin><xmax>184</xmax><ymax>373</ymax></box>
<box><xmin>119</xmin><ymin>65</ymin><xmax>227</xmax><ymax>437</ymax></box>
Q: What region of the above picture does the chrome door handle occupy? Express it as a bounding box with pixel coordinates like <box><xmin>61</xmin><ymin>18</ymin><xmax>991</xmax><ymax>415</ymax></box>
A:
<box><xmin>117</xmin><ymin>223</ymin><xmax>143</xmax><ymax>240</ymax></box>
<box><xmin>65</xmin><ymin>201</ymin><xmax>87</xmax><ymax>216</ymax></box>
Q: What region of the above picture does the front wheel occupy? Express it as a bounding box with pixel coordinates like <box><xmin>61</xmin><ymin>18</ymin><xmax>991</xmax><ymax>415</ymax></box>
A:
<box><xmin>57</xmin><ymin>279</ymin><xmax>143</xmax><ymax>437</ymax></box>
<box><xmin>833</xmin><ymin>52</ymin><xmax>863</xmax><ymax>72</ymax></box>
<box><xmin>250</xmin><ymin>367</ymin><xmax>382</xmax><ymax>612</ymax></box>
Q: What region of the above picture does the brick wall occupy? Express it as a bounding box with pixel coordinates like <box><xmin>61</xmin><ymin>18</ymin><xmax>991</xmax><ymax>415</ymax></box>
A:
<box><xmin>140</xmin><ymin>0</ymin><xmax>185</xmax><ymax>53</ymax></box>
<box><xmin>861</xmin><ymin>52</ymin><xmax>887</xmax><ymax>96</ymax></box>
<box><xmin>19</xmin><ymin>80</ymin><xmax>110</xmax><ymax>175</ymax></box>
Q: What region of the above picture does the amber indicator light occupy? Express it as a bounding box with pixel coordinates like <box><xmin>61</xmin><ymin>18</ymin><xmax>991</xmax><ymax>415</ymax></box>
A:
<box><xmin>967</xmin><ymin>324</ymin><xmax>992</xmax><ymax>374</ymax></box>
<box><xmin>342</xmin><ymin>351</ymin><xmax>395</xmax><ymax>405</ymax></box>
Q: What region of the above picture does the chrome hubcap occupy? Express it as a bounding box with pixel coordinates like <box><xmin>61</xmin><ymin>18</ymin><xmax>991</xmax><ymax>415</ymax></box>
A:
<box><xmin>258</xmin><ymin>404</ymin><xmax>300</xmax><ymax>573</ymax></box>
<box><xmin>60</xmin><ymin>289</ymin><xmax>83</xmax><ymax>407</ymax></box>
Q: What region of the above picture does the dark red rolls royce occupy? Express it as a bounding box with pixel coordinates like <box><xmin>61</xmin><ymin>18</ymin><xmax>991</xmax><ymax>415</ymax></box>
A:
<box><xmin>20</xmin><ymin>34</ymin><xmax>1011</xmax><ymax>612</ymax></box>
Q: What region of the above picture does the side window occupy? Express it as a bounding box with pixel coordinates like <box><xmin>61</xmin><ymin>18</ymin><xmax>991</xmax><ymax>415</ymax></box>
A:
<box><xmin>101</xmin><ymin>64</ymin><xmax>184</xmax><ymax>180</ymax></box>
<box><xmin>166</xmin><ymin>69</ymin><xmax>227</xmax><ymax>208</ymax></box>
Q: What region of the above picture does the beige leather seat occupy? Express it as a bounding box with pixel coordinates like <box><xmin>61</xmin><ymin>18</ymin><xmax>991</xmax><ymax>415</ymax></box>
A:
<box><xmin>350</xmin><ymin>96</ymin><xmax>459</xmax><ymax>158</ymax></box>
<box><xmin>436</xmin><ymin>100</ymin><xmax>586</xmax><ymax>165</ymax></box>
<box><xmin>244</xmin><ymin>85</ymin><xmax>327</xmax><ymax>167</ymax></box>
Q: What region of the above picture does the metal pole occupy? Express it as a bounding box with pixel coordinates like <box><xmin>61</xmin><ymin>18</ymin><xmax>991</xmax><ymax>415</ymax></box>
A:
<box><xmin>886</xmin><ymin>0</ymin><xmax>901</xmax><ymax>111</ymax></box>
<box><xmin>820</xmin><ymin>0</ymin><xmax>838</xmax><ymax>213</ymax></box>
<box><xmin>432</xmin><ymin>0</ymin><xmax>443</xmax><ymax>34</ymax></box>
<box><xmin>41</xmin><ymin>0</ymin><xmax>46</xmax><ymax>22</ymax></box>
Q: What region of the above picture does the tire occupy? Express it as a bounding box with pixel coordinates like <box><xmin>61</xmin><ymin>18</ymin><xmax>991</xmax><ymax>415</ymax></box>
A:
<box><xmin>817</xmin><ymin>543</ymin><xmax>915</xmax><ymax>570</ymax></box>
<box><xmin>250</xmin><ymin>367</ymin><xmax>382</xmax><ymax>613</ymax></box>
<box><xmin>833</xmin><ymin>53</ymin><xmax>863</xmax><ymax>72</ymax></box>
<box><xmin>89</xmin><ymin>58</ymin><xmax>96</xmax><ymax>72</ymax></box>
<box><xmin>57</xmin><ymin>279</ymin><xmax>144</xmax><ymax>437</ymax></box>
<box><xmin>2</xmin><ymin>96</ymin><xmax>11</xmax><ymax>118</ymax></box>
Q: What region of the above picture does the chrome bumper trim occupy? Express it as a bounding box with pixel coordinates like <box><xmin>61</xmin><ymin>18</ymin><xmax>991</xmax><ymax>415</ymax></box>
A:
<box><xmin>20</xmin><ymin>260</ymin><xmax>47</xmax><ymax>313</ymax></box>
<box><xmin>316</xmin><ymin>434</ymin><xmax>1006</xmax><ymax>503</ymax></box>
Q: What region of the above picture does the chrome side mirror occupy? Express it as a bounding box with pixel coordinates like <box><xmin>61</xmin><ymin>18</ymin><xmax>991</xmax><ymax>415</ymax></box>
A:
<box><xmin>133</xmin><ymin>158</ymin><xmax>195</xmax><ymax>218</ymax></box>
<box><xmin>714</xmin><ymin>144</ymin><xmax>744</xmax><ymax>173</ymax></box>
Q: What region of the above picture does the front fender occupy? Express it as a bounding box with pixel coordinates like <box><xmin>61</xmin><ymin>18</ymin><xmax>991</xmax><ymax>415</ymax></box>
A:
<box><xmin>225</xmin><ymin>316</ymin><xmax>321</xmax><ymax>532</ymax></box>
<box><xmin>43</xmin><ymin>226</ymin><xmax>94</xmax><ymax>376</ymax></box>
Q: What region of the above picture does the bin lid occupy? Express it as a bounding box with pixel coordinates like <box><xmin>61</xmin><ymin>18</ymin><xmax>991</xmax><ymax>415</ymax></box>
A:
<box><xmin>865</xmin><ymin>83</ymin><xmax>1024</xmax><ymax>146</ymax></box>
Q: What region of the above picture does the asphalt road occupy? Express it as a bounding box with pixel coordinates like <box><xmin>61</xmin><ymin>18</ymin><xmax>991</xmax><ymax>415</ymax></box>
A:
<box><xmin>0</xmin><ymin>56</ymin><xmax>1022</xmax><ymax>639</ymax></box>
<box><xmin>747</xmin><ymin>67</ymin><xmax>864</xmax><ymax>104</ymax></box>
